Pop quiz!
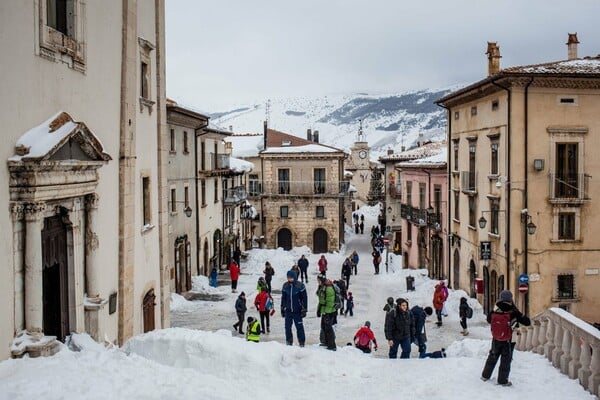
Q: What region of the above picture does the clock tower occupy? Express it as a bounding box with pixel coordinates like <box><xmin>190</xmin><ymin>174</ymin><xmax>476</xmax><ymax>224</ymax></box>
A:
<box><xmin>346</xmin><ymin>119</ymin><xmax>372</xmax><ymax>207</ymax></box>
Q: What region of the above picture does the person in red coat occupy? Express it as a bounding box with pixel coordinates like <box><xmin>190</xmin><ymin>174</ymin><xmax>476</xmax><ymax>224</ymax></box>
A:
<box><xmin>254</xmin><ymin>287</ymin><xmax>273</xmax><ymax>333</ymax></box>
<box><xmin>354</xmin><ymin>321</ymin><xmax>378</xmax><ymax>353</ymax></box>
<box><xmin>318</xmin><ymin>255</ymin><xmax>328</xmax><ymax>276</ymax></box>
<box><xmin>229</xmin><ymin>260</ymin><xmax>240</xmax><ymax>293</ymax></box>
<box><xmin>432</xmin><ymin>283</ymin><xmax>447</xmax><ymax>326</ymax></box>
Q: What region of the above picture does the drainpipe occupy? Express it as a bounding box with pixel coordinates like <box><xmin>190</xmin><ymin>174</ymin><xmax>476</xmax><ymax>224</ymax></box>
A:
<box><xmin>491</xmin><ymin>80</ymin><xmax>511</xmax><ymax>294</ymax></box>
<box><xmin>437</xmin><ymin>103</ymin><xmax>452</xmax><ymax>287</ymax></box>
<box><xmin>523</xmin><ymin>77</ymin><xmax>534</xmax><ymax>316</ymax></box>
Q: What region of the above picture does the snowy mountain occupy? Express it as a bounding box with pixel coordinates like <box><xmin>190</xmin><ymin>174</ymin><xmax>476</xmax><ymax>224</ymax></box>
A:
<box><xmin>211</xmin><ymin>87</ymin><xmax>458</xmax><ymax>161</ymax></box>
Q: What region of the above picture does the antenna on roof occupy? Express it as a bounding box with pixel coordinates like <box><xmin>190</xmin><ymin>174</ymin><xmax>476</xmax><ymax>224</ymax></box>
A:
<box><xmin>265</xmin><ymin>99</ymin><xmax>271</xmax><ymax>128</ymax></box>
<box><xmin>357</xmin><ymin>119</ymin><xmax>364</xmax><ymax>142</ymax></box>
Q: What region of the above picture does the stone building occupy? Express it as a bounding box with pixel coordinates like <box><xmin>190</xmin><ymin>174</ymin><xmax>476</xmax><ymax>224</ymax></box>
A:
<box><xmin>344</xmin><ymin>121</ymin><xmax>375</xmax><ymax>211</ymax></box>
<box><xmin>436</xmin><ymin>34</ymin><xmax>600</xmax><ymax>323</ymax></box>
<box><xmin>0</xmin><ymin>1</ymin><xmax>168</xmax><ymax>359</ymax></box>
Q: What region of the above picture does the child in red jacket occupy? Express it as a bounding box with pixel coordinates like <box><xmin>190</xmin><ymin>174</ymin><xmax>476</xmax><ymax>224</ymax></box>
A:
<box><xmin>354</xmin><ymin>321</ymin><xmax>378</xmax><ymax>353</ymax></box>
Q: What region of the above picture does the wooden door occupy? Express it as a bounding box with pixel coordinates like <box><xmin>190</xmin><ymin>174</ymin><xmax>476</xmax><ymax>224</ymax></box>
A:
<box><xmin>143</xmin><ymin>289</ymin><xmax>156</xmax><ymax>333</ymax></box>
<box><xmin>312</xmin><ymin>228</ymin><xmax>328</xmax><ymax>253</ymax></box>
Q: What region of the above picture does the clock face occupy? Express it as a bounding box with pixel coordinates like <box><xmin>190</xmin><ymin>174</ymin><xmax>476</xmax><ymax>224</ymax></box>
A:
<box><xmin>358</xmin><ymin>150</ymin><xmax>367</xmax><ymax>159</ymax></box>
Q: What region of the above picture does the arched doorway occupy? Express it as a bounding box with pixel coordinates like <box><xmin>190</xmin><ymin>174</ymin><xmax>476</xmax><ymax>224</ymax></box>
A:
<box><xmin>203</xmin><ymin>239</ymin><xmax>209</xmax><ymax>276</ymax></box>
<box><xmin>174</xmin><ymin>235</ymin><xmax>191</xmax><ymax>293</ymax></box>
<box><xmin>453</xmin><ymin>249</ymin><xmax>460</xmax><ymax>290</ymax></box>
<box><xmin>277</xmin><ymin>228</ymin><xmax>292</xmax><ymax>250</ymax></box>
<box><xmin>430</xmin><ymin>234</ymin><xmax>443</xmax><ymax>280</ymax></box>
<box><xmin>42</xmin><ymin>213</ymin><xmax>71</xmax><ymax>342</ymax></box>
<box><xmin>313</xmin><ymin>228</ymin><xmax>328</xmax><ymax>253</ymax></box>
<box><xmin>469</xmin><ymin>260</ymin><xmax>477</xmax><ymax>298</ymax></box>
<box><xmin>142</xmin><ymin>289</ymin><xmax>156</xmax><ymax>333</ymax></box>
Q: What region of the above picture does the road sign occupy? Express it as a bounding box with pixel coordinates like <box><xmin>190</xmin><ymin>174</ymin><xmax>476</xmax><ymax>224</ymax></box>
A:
<box><xmin>480</xmin><ymin>241</ymin><xmax>491</xmax><ymax>260</ymax></box>
<box><xmin>518</xmin><ymin>273</ymin><xmax>529</xmax><ymax>284</ymax></box>
<box><xmin>383</xmin><ymin>237</ymin><xmax>390</xmax><ymax>245</ymax></box>
<box><xmin>518</xmin><ymin>283</ymin><xmax>529</xmax><ymax>294</ymax></box>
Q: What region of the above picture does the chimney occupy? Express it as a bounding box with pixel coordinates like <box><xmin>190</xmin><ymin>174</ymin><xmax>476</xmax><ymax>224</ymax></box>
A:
<box><xmin>417</xmin><ymin>132</ymin><xmax>424</xmax><ymax>147</ymax></box>
<box><xmin>567</xmin><ymin>33</ymin><xmax>579</xmax><ymax>60</ymax></box>
<box><xmin>307</xmin><ymin>128</ymin><xmax>312</xmax><ymax>141</ymax></box>
<box><xmin>313</xmin><ymin>130</ymin><xmax>319</xmax><ymax>143</ymax></box>
<box><xmin>263</xmin><ymin>121</ymin><xmax>268</xmax><ymax>150</ymax></box>
<box><xmin>387</xmin><ymin>148</ymin><xmax>394</xmax><ymax>155</ymax></box>
<box><xmin>229</xmin><ymin>125</ymin><xmax>233</xmax><ymax>132</ymax></box>
<box><xmin>486</xmin><ymin>42</ymin><xmax>501</xmax><ymax>76</ymax></box>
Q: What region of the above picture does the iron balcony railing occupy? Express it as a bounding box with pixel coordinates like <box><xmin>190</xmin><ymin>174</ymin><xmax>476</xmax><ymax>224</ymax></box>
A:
<box><xmin>549</xmin><ymin>173</ymin><xmax>590</xmax><ymax>202</ymax></box>
<box><xmin>262</xmin><ymin>181</ymin><xmax>350</xmax><ymax>197</ymax></box>
<box><xmin>223</xmin><ymin>186</ymin><xmax>247</xmax><ymax>205</ymax></box>
<box><xmin>201</xmin><ymin>153</ymin><xmax>230</xmax><ymax>171</ymax></box>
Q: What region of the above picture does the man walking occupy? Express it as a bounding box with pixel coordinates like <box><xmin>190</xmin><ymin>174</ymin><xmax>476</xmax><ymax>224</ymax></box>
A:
<box><xmin>384</xmin><ymin>298</ymin><xmax>415</xmax><ymax>359</ymax></box>
<box><xmin>280</xmin><ymin>270</ymin><xmax>308</xmax><ymax>347</ymax></box>
<box><xmin>297</xmin><ymin>254</ymin><xmax>309</xmax><ymax>283</ymax></box>
<box><xmin>411</xmin><ymin>305</ymin><xmax>433</xmax><ymax>358</ymax></box>
<box><xmin>316</xmin><ymin>274</ymin><xmax>337</xmax><ymax>351</ymax></box>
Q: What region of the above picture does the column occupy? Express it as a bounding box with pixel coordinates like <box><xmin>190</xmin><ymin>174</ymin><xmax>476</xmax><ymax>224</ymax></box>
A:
<box><xmin>24</xmin><ymin>202</ymin><xmax>46</xmax><ymax>336</ymax></box>
<box><xmin>84</xmin><ymin>194</ymin><xmax>102</xmax><ymax>301</ymax></box>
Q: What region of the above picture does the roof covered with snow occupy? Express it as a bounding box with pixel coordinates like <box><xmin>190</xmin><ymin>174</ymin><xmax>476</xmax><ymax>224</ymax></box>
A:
<box><xmin>229</xmin><ymin>157</ymin><xmax>254</xmax><ymax>173</ymax></box>
<box><xmin>380</xmin><ymin>141</ymin><xmax>446</xmax><ymax>162</ymax></box>
<box><xmin>264</xmin><ymin>128</ymin><xmax>344</xmax><ymax>154</ymax></box>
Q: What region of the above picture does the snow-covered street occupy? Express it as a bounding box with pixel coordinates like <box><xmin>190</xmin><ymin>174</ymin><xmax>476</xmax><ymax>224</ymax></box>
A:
<box><xmin>0</xmin><ymin>206</ymin><xmax>594</xmax><ymax>399</ymax></box>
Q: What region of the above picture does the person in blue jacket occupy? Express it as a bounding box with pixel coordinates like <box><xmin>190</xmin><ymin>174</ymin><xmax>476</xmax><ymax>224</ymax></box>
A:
<box><xmin>297</xmin><ymin>254</ymin><xmax>309</xmax><ymax>283</ymax></box>
<box><xmin>411</xmin><ymin>305</ymin><xmax>433</xmax><ymax>358</ymax></box>
<box><xmin>280</xmin><ymin>270</ymin><xmax>308</xmax><ymax>347</ymax></box>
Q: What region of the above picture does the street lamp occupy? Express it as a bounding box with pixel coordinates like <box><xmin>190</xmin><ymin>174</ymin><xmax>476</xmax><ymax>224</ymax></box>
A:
<box><xmin>521</xmin><ymin>211</ymin><xmax>537</xmax><ymax>235</ymax></box>
<box><xmin>478</xmin><ymin>210</ymin><xmax>505</xmax><ymax>230</ymax></box>
<box><xmin>170</xmin><ymin>201</ymin><xmax>193</xmax><ymax>217</ymax></box>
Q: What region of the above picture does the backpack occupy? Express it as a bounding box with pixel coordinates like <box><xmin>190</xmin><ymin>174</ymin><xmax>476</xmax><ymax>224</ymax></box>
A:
<box><xmin>265</xmin><ymin>296</ymin><xmax>274</xmax><ymax>311</ymax></box>
<box><xmin>331</xmin><ymin>282</ymin><xmax>343</xmax><ymax>311</ymax></box>
<box><xmin>490</xmin><ymin>311</ymin><xmax>512</xmax><ymax>341</ymax></box>
<box><xmin>357</xmin><ymin>330</ymin><xmax>371</xmax><ymax>347</ymax></box>
<box><xmin>466</xmin><ymin>306</ymin><xmax>473</xmax><ymax>319</ymax></box>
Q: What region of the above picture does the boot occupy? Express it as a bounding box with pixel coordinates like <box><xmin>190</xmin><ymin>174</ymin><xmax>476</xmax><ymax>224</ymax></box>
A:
<box><xmin>462</xmin><ymin>329</ymin><xmax>469</xmax><ymax>336</ymax></box>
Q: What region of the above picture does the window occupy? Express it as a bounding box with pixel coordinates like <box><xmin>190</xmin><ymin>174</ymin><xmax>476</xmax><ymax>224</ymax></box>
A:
<box><xmin>406</xmin><ymin>181</ymin><xmax>412</xmax><ymax>206</ymax></box>
<box><xmin>184</xmin><ymin>186</ymin><xmax>189</xmax><ymax>208</ymax></box>
<box><xmin>170</xmin><ymin>188</ymin><xmax>176</xmax><ymax>213</ymax></box>
<box><xmin>468</xmin><ymin>141</ymin><xmax>476</xmax><ymax>190</ymax></box>
<box><xmin>490</xmin><ymin>140</ymin><xmax>499</xmax><ymax>175</ymax></box>
<box><xmin>38</xmin><ymin>0</ymin><xmax>86</xmax><ymax>71</ymax></box>
<box><xmin>434</xmin><ymin>185</ymin><xmax>442</xmax><ymax>215</ymax></box>
<box><xmin>555</xmin><ymin>143</ymin><xmax>579</xmax><ymax>198</ymax></box>
<box><xmin>454</xmin><ymin>111</ymin><xmax>459</xmax><ymax>120</ymax></box>
<box><xmin>201</xmin><ymin>179</ymin><xmax>206</xmax><ymax>206</ymax></box>
<box><xmin>470</xmin><ymin>106</ymin><xmax>477</xmax><ymax>116</ymax></box>
<box><xmin>201</xmin><ymin>141</ymin><xmax>206</xmax><ymax>170</ymax></box>
<box><xmin>453</xmin><ymin>140</ymin><xmax>459</xmax><ymax>171</ymax></box>
<box><xmin>557</xmin><ymin>274</ymin><xmax>575</xmax><ymax>299</ymax></box>
<box><xmin>138</xmin><ymin>37</ymin><xmax>155</xmax><ymax>113</ymax></box>
<box><xmin>406</xmin><ymin>223</ymin><xmax>412</xmax><ymax>241</ymax></box>
<box><xmin>314</xmin><ymin>168</ymin><xmax>326</xmax><ymax>194</ymax></box>
<box><xmin>316</xmin><ymin>206</ymin><xmax>325</xmax><ymax>218</ymax></box>
<box><xmin>142</xmin><ymin>176</ymin><xmax>151</xmax><ymax>226</ymax></box>
<box><xmin>491</xmin><ymin>99</ymin><xmax>499</xmax><ymax>111</ymax></box>
<box><xmin>558</xmin><ymin>97</ymin><xmax>577</xmax><ymax>105</ymax></box>
<box><xmin>170</xmin><ymin>129</ymin><xmax>176</xmax><ymax>152</ymax></box>
<box><xmin>141</xmin><ymin>62</ymin><xmax>149</xmax><ymax>99</ymax></box>
<box><xmin>278</xmin><ymin>169</ymin><xmax>290</xmax><ymax>195</ymax></box>
<box><xmin>419</xmin><ymin>183</ymin><xmax>426</xmax><ymax>209</ymax></box>
<box><xmin>468</xmin><ymin>196</ymin><xmax>475</xmax><ymax>227</ymax></box>
<box><xmin>214</xmin><ymin>180</ymin><xmax>218</xmax><ymax>203</ymax></box>
<box><xmin>280</xmin><ymin>206</ymin><xmax>289</xmax><ymax>218</ymax></box>
<box><xmin>249</xmin><ymin>174</ymin><xmax>260</xmax><ymax>196</ymax></box>
<box><xmin>558</xmin><ymin>212</ymin><xmax>575</xmax><ymax>240</ymax></box>
<box><xmin>183</xmin><ymin>131</ymin><xmax>189</xmax><ymax>154</ymax></box>
<box><xmin>454</xmin><ymin>191</ymin><xmax>459</xmax><ymax>220</ymax></box>
<box><xmin>490</xmin><ymin>199</ymin><xmax>500</xmax><ymax>235</ymax></box>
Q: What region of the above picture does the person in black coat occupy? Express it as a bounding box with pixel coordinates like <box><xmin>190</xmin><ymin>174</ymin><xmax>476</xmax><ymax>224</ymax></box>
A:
<box><xmin>384</xmin><ymin>298</ymin><xmax>415</xmax><ymax>359</ymax></box>
<box><xmin>411</xmin><ymin>305</ymin><xmax>433</xmax><ymax>358</ymax></box>
<box><xmin>459</xmin><ymin>297</ymin><xmax>471</xmax><ymax>335</ymax></box>
<box><xmin>481</xmin><ymin>290</ymin><xmax>531</xmax><ymax>386</ymax></box>
<box><xmin>341</xmin><ymin>257</ymin><xmax>352</xmax><ymax>288</ymax></box>
<box><xmin>232</xmin><ymin>292</ymin><xmax>247</xmax><ymax>334</ymax></box>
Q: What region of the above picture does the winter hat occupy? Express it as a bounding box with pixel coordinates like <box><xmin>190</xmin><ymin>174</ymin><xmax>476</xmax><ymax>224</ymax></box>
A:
<box><xmin>287</xmin><ymin>270</ymin><xmax>297</xmax><ymax>280</ymax></box>
<box><xmin>387</xmin><ymin>297</ymin><xmax>394</xmax><ymax>304</ymax></box>
<box><xmin>365</xmin><ymin>321</ymin><xmax>371</xmax><ymax>328</ymax></box>
<box><xmin>247</xmin><ymin>316</ymin><xmax>254</xmax><ymax>323</ymax></box>
<box><xmin>499</xmin><ymin>290</ymin><xmax>513</xmax><ymax>303</ymax></box>
<box><xmin>240</xmin><ymin>291</ymin><xmax>246</xmax><ymax>297</ymax></box>
<box><xmin>424</xmin><ymin>306</ymin><xmax>433</xmax><ymax>316</ymax></box>
<box><xmin>317</xmin><ymin>273</ymin><xmax>326</xmax><ymax>282</ymax></box>
<box><xmin>396</xmin><ymin>297</ymin><xmax>407</xmax><ymax>305</ymax></box>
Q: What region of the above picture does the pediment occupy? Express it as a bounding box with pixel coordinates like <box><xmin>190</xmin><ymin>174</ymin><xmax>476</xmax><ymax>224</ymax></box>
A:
<box><xmin>9</xmin><ymin>111</ymin><xmax>112</xmax><ymax>163</ymax></box>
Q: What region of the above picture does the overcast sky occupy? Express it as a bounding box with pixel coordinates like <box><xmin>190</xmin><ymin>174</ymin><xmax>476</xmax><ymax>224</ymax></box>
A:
<box><xmin>165</xmin><ymin>0</ymin><xmax>600</xmax><ymax>112</ymax></box>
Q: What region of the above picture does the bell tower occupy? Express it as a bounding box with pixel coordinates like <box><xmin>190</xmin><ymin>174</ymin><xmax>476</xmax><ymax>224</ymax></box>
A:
<box><xmin>350</xmin><ymin>119</ymin><xmax>370</xmax><ymax>169</ymax></box>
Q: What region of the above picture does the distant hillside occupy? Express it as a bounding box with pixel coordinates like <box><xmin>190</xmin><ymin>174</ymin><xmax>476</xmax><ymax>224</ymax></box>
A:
<box><xmin>211</xmin><ymin>87</ymin><xmax>456</xmax><ymax>161</ymax></box>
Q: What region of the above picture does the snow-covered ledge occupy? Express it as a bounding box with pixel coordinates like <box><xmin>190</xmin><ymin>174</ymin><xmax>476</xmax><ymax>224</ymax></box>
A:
<box><xmin>11</xmin><ymin>330</ymin><xmax>59</xmax><ymax>359</ymax></box>
<box><xmin>515</xmin><ymin>307</ymin><xmax>600</xmax><ymax>396</ymax></box>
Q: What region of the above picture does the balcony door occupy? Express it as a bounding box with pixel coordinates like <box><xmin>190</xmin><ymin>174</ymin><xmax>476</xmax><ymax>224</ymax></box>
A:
<box><xmin>278</xmin><ymin>169</ymin><xmax>290</xmax><ymax>195</ymax></box>
<box><xmin>556</xmin><ymin>143</ymin><xmax>578</xmax><ymax>197</ymax></box>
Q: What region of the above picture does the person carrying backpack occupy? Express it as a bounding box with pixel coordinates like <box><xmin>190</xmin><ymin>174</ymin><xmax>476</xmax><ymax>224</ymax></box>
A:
<box><xmin>432</xmin><ymin>282</ymin><xmax>447</xmax><ymax>326</ymax></box>
<box><xmin>383</xmin><ymin>296</ymin><xmax>394</xmax><ymax>313</ymax></box>
<box><xmin>481</xmin><ymin>290</ymin><xmax>531</xmax><ymax>386</ymax></box>
<box><xmin>354</xmin><ymin>321</ymin><xmax>378</xmax><ymax>353</ymax></box>
<box><xmin>411</xmin><ymin>305</ymin><xmax>433</xmax><ymax>358</ymax></box>
<box><xmin>384</xmin><ymin>298</ymin><xmax>415</xmax><ymax>359</ymax></box>
<box><xmin>341</xmin><ymin>257</ymin><xmax>353</xmax><ymax>288</ymax></box>
<box><xmin>263</xmin><ymin>261</ymin><xmax>275</xmax><ymax>293</ymax></box>
<box><xmin>459</xmin><ymin>297</ymin><xmax>473</xmax><ymax>336</ymax></box>
<box><xmin>316</xmin><ymin>274</ymin><xmax>337</xmax><ymax>351</ymax></box>
<box><xmin>280</xmin><ymin>270</ymin><xmax>307</xmax><ymax>347</ymax></box>
<box><xmin>246</xmin><ymin>316</ymin><xmax>261</xmax><ymax>343</ymax></box>
<box><xmin>254</xmin><ymin>287</ymin><xmax>273</xmax><ymax>333</ymax></box>
<box><xmin>334</xmin><ymin>279</ymin><xmax>347</xmax><ymax>315</ymax></box>
<box><xmin>350</xmin><ymin>250</ymin><xmax>359</xmax><ymax>275</ymax></box>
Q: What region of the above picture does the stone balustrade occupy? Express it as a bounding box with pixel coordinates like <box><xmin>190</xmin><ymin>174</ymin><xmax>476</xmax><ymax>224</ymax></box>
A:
<box><xmin>515</xmin><ymin>307</ymin><xmax>600</xmax><ymax>396</ymax></box>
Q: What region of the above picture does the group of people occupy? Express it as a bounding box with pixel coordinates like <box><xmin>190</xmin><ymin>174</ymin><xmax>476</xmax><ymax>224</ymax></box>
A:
<box><xmin>352</xmin><ymin>212</ymin><xmax>365</xmax><ymax>234</ymax></box>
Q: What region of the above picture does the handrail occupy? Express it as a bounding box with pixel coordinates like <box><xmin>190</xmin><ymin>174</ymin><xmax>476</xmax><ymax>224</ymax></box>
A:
<box><xmin>515</xmin><ymin>307</ymin><xmax>600</xmax><ymax>396</ymax></box>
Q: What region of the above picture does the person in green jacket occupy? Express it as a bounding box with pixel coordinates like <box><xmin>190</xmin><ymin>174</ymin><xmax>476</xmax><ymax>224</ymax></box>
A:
<box><xmin>316</xmin><ymin>274</ymin><xmax>337</xmax><ymax>350</ymax></box>
<box><xmin>246</xmin><ymin>316</ymin><xmax>261</xmax><ymax>343</ymax></box>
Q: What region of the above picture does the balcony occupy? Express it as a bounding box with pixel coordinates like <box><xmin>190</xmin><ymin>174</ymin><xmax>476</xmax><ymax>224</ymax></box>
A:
<box><xmin>460</xmin><ymin>171</ymin><xmax>477</xmax><ymax>194</ymax></box>
<box><xmin>223</xmin><ymin>186</ymin><xmax>247</xmax><ymax>206</ymax></box>
<box><xmin>388</xmin><ymin>183</ymin><xmax>402</xmax><ymax>199</ymax></box>
<box><xmin>427</xmin><ymin>211</ymin><xmax>442</xmax><ymax>231</ymax></box>
<box><xmin>262</xmin><ymin>181</ymin><xmax>350</xmax><ymax>197</ymax></box>
<box><xmin>549</xmin><ymin>173</ymin><xmax>590</xmax><ymax>204</ymax></box>
<box><xmin>200</xmin><ymin>153</ymin><xmax>230</xmax><ymax>175</ymax></box>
